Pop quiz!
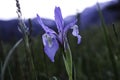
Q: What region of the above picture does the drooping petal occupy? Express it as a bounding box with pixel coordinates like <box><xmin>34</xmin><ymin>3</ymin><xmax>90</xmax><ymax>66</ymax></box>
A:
<box><xmin>54</xmin><ymin>7</ymin><xmax>64</xmax><ymax>32</ymax></box>
<box><xmin>71</xmin><ymin>25</ymin><xmax>81</xmax><ymax>44</ymax></box>
<box><xmin>37</xmin><ymin>14</ymin><xmax>56</xmax><ymax>34</ymax></box>
<box><xmin>42</xmin><ymin>33</ymin><xmax>59</xmax><ymax>62</ymax></box>
<box><xmin>64</xmin><ymin>19</ymin><xmax>77</xmax><ymax>33</ymax></box>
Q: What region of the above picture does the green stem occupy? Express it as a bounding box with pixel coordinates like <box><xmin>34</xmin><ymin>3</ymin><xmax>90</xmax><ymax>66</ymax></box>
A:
<box><xmin>63</xmin><ymin>37</ymin><xmax>73</xmax><ymax>80</ymax></box>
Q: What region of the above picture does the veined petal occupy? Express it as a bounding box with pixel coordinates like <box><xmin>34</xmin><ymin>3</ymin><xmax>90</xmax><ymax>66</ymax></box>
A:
<box><xmin>42</xmin><ymin>33</ymin><xmax>59</xmax><ymax>62</ymax></box>
<box><xmin>71</xmin><ymin>25</ymin><xmax>81</xmax><ymax>44</ymax></box>
<box><xmin>54</xmin><ymin>7</ymin><xmax>64</xmax><ymax>32</ymax></box>
<box><xmin>64</xmin><ymin>19</ymin><xmax>77</xmax><ymax>33</ymax></box>
<box><xmin>37</xmin><ymin>14</ymin><xmax>56</xmax><ymax>34</ymax></box>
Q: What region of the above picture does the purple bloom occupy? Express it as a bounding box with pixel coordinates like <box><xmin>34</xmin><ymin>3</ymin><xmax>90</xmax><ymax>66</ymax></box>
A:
<box><xmin>37</xmin><ymin>7</ymin><xmax>81</xmax><ymax>62</ymax></box>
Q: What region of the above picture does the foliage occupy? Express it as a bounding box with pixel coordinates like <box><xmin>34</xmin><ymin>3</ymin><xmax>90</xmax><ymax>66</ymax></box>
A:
<box><xmin>0</xmin><ymin>21</ymin><xmax>120</xmax><ymax>80</ymax></box>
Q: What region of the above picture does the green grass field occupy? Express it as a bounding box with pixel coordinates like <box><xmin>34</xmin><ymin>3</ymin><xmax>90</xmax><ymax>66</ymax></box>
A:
<box><xmin>0</xmin><ymin>21</ymin><xmax>120</xmax><ymax>80</ymax></box>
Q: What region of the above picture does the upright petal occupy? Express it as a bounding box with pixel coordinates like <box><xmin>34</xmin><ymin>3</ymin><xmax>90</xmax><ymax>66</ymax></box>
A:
<box><xmin>42</xmin><ymin>33</ymin><xmax>59</xmax><ymax>62</ymax></box>
<box><xmin>54</xmin><ymin>7</ymin><xmax>64</xmax><ymax>32</ymax></box>
<box><xmin>71</xmin><ymin>25</ymin><xmax>81</xmax><ymax>44</ymax></box>
<box><xmin>37</xmin><ymin>14</ymin><xmax>56</xmax><ymax>34</ymax></box>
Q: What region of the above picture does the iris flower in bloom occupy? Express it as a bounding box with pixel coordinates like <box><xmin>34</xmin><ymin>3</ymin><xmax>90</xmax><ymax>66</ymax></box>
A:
<box><xmin>37</xmin><ymin>7</ymin><xmax>81</xmax><ymax>62</ymax></box>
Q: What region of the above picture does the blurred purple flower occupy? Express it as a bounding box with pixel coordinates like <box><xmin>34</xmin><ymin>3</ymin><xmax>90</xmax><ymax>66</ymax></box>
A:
<box><xmin>37</xmin><ymin>7</ymin><xmax>81</xmax><ymax>62</ymax></box>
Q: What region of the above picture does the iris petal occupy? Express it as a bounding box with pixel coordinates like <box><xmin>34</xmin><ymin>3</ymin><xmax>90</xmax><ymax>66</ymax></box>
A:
<box><xmin>54</xmin><ymin>7</ymin><xmax>64</xmax><ymax>32</ymax></box>
<box><xmin>64</xmin><ymin>19</ymin><xmax>77</xmax><ymax>33</ymax></box>
<box><xmin>71</xmin><ymin>25</ymin><xmax>81</xmax><ymax>44</ymax></box>
<box><xmin>42</xmin><ymin>33</ymin><xmax>59</xmax><ymax>62</ymax></box>
<box><xmin>37</xmin><ymin>14</ymin><xmax>56</xmax><ymax>34</ymax></box>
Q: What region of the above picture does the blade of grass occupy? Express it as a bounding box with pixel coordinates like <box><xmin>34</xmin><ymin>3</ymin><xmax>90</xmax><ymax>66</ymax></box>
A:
<box><xmin>97</xmin><ymin>3</ymin><xmax>119</xmax><ymax>80</ymax></box>
<box><xmin>28</xmin><ymin>18</ymin><xmax>38</xmax><ymax>80</ymax></box>
<box><xmin>1</xmin><ymin>38</ymin><xmax>23</xmax><ymax>80</ymax></box>
<box><xmin>0</xmin><ymin>40</ymin><xmax>4</xmax><ymax>66</ymax></box>
<box><xmin>8</xmin><ymin>66</ymin><xmax>13</xmax><ymax>80</ymax></box>
<box><xmin>112</xmin><ymin>23</ymin><xmax>118</xmax><ymax>40</ymax></box>
<box><xmin>73</xmin><ymin>64</ymin><xmax>76</xmax><ymax>80</ymax></box>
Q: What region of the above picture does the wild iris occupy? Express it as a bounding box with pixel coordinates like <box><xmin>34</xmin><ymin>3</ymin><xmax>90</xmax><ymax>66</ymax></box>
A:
<box><xmin>37</xmin><ymin>7</ymin><xmax>81</xmax><ymax>62</ymax></box>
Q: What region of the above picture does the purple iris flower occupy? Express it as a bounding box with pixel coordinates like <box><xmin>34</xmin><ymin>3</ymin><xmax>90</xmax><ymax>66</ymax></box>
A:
<box><xmin>37</xmin><ymin>7</ymin><xmax>81</xmax><ymax>62</ymax></box>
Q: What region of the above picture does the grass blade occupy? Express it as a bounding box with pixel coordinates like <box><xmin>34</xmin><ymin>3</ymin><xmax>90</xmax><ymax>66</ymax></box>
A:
<box><xmin>97</xmin><ymin>3</ymin><xmax>119</xmax><ymax>80</ymax></box>
<box><xmin>1</xmin><ymin>38</ymin><xmax>23</xmax><ymax>80</ymax></box>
